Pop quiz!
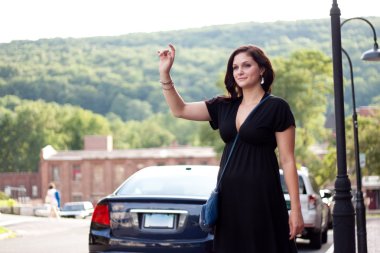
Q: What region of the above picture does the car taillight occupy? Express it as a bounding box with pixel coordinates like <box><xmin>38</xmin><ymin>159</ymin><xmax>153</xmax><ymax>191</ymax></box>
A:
<box><xmin>92</xmin><ymin>203</ymin><xmax>110</xmax><ymax>226</ymax></box>
<box><xmin>308</xmin><ymin>194</ymin><xmax>317</xmax><ymax>210</ymax></box>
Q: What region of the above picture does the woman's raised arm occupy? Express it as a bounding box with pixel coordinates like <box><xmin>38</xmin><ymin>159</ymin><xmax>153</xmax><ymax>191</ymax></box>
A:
<box><xmin>158</xmin><ymin>44</ymin><xmax>211</xmax><ymax>121</ymax></box>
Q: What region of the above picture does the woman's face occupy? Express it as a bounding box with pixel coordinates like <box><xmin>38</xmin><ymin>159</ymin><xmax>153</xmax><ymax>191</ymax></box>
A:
<box><xmin>232</xmin><ymin>52</ymin><xmax>263</xmax><ymax>89</ymax></box>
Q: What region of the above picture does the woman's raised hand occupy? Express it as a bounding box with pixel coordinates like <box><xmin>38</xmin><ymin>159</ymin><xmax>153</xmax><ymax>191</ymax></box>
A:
<box><xmin>158</xmin><ymin>44</ymin><xmax>175</xmax><ymax>75</ymax></box>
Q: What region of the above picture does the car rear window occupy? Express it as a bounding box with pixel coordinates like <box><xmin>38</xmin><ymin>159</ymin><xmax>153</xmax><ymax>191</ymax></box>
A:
<box><xmin>63</xmin><ymin>204</ymin><xmax>84</xmax><ymax>211</ymax></box>
<box><xmin>280</xmin><ymin>175</ymin><xmax>306</xmax><ymax>194</ymax></box>
<box><xmin>115</xmin><ymin>169</ymin><xmax>217</xmax><ymax>197</ymax></box>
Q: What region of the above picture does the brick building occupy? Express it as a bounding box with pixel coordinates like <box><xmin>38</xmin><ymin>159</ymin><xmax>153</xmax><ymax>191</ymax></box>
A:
<box><xmin>0</xmin><ymin>172</ymin><xmax>40</xmax><ymax>200</ymax></box>
<box><xmin>39</xmin><ymin>136</ymin><xmax>218</xmax><ymax>205</ymax></box>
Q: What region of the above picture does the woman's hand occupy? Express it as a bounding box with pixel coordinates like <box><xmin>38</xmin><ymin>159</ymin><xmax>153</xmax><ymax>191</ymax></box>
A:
<box><xmin>158</xmin><ymin>44</ymin><xmax>175</xmax><ymax>76</ymax></box>
<box><xmin>289</xmin><ymin>208</ymin><xmax>304</xmax><ymax>240</ymax></box>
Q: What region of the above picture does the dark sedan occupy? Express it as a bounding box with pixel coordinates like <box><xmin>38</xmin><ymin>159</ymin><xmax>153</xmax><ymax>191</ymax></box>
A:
<box><xmin>89</xmin><ymin>165</ymin><xmax>219</xmax><ymax>253</ymax></box>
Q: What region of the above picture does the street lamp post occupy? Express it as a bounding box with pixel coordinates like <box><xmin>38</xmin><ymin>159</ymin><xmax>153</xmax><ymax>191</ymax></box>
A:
<box><xmin>341</xmin><ymin>17</ymin><xmax>380</xmax><ymax>253</ymax></box>
<box><xmin>342</xmin><ymin>47</ymin><xmax>367</xmax><ymax>253</ymax></box>
<box><xmin>330</xmin><ymin>1</ymin><xmax>356</xmax><ymax>252</ymax></box>
<box><xmin>331</xmin><ymin>1</ymin><xmax>380</xmax><ymax>251</ymax></box>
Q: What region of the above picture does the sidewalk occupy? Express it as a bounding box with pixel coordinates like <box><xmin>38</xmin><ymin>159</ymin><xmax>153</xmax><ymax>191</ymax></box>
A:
<box><xmin>326</xmin><ymin>213</ymin><xmax>380</xmax><ymax>253</ymax></box>
<box><xmin>366</xmin><ymin>215</ymin><xmax>380</xmax><ymax>253</ymax></box>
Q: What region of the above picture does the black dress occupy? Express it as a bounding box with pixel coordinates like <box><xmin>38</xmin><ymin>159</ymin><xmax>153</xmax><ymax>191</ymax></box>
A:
<box><xmin>205</xmin><ymin>94</ymin><xmax>298</xmax><ymax>253</ymax></box>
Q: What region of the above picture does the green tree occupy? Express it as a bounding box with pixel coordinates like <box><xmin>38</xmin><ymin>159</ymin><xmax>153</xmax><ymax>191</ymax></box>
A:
<box><xmin>0</xmin><ymin>112</ymin><xmax>18</xmax><ymax>172</ymax></box>
<box><xmin>120</xmin><ymin>120</ymin><xmax>175</xmax><ymax>148</ymax></box>
<box><xmin>146</xmin><ymin>113</ymin><xmax>200</xmax><ymax>145</ymax></box>
<box><xmin>124</xmin><ymin>99</ymin><xmax>153</xmax><ymax>121</ymax></box>
<box><xmin>311</xmin><ymin>146</ymin><xmax>337</xmax><ymax>188</ymax></box>
<box><xmin>0</xmin><ymin>97</ymin><xmax>111</xmax><ymax>172</ymax></box>
<box><xmin>60</xmin><ymin>107</ymin><xmax>111</xmax><ymax>150</ymax></box>
<box><xmin>273</xmin><ymin>50</ymin><xmax>333</xmax><ymax>165</ymax></box>
<box><xmin>346</xmin><ymin>112</ymin><xmax>380</xmax><ymax>176</ymax></box>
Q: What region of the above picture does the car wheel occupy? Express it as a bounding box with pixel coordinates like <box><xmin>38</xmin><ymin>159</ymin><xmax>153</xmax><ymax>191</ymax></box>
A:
<box><xmin>309</xmin><ymin>230</ymin><xmax>322</xmax><ymax>249</ymax></box>
<box><xmin>322</xmin><ymin>228</ymin><xmax>328</xmax><ymax>243</ymax></box>
<box><xmin>327</xmin><ymin>208</ymin><xmax>333</xmax><ymax>229</ymax></box>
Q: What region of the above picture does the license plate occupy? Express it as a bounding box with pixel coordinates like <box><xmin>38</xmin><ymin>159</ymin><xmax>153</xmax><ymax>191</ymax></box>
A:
<box><xmin>144</xmin><ymin>214</ymin><xmax>174</xmax><ymax>228</ymax></box>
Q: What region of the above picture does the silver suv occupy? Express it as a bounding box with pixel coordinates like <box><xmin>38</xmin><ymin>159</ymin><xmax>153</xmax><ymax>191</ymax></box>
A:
<box><xmin>280</xmin><ymin>167</ymin><xmax>329</xmax><ymax>249</ymax></box>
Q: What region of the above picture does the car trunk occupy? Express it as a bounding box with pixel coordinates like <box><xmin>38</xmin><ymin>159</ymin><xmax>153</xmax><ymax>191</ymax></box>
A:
<box><xmin>108</xmin><ymin>197</ymin><xmax>208</xmax><ymax>240</ymax></box>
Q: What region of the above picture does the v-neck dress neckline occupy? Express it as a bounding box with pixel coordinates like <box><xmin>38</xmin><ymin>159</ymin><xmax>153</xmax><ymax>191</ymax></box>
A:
<box><xmin>235</xmin><ymin>93</ymin><xmax>267</xmax><ymax>134</ymax></box>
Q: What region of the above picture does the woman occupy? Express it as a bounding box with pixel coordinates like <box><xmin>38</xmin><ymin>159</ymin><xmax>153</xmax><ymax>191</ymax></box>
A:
<box><xmin>158</xmin><ymin>44</ymin><xmax>304</xmax><ymax>252</ymax></box>
<box><xmin>45</xmin><ymin>182</ymin><xmax>60</xmax><ymax>218</ymax></box>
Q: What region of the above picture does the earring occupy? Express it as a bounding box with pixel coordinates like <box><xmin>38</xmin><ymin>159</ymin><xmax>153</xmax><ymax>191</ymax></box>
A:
<box><xmin>260</xmin><ymin>76</ymin><xmax>265</xmax><ymax>85</ymax></box>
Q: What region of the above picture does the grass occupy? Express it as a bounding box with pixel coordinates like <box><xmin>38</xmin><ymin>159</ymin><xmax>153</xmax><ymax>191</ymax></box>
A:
<box><xmin>0</xmin><ymin>226</ymin><xmax>15</xmax><ymax>239</ymax></box>
<box><xmin>0</xmin><ymin>226</ymin><xmax>8</xmax><ymax>233</ymax></box>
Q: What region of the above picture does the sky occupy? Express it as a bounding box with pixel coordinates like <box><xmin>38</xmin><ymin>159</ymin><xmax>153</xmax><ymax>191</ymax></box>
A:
<box><xmin>0</xmin><ymin>0</ymin><xmax>379</xmax><ymax>43</ymax></box>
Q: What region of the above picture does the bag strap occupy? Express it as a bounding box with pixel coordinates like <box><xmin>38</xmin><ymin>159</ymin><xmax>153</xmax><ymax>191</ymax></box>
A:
<box><xmin>215</xmin><ymin>93</ymin><xmax>272</xmax><ymax>191</ymax></box>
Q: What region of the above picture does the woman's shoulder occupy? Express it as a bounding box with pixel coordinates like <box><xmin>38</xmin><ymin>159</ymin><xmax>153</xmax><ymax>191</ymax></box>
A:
<box><xmin>206</xmin><ymin>95</ymin><xmax>241</xmax><ymax>105</ymax></box>
<box><xmin>267</xmin><ymin>94</ymin><xmax>291</xmax><ymax>106</ymax></box>
<box><xmin>265</xmin><ymin>95</ymin><xmax>293</xmax><ymax>113</ymax></box>
<box><xmin>48</xmin><ymin>188</ymin><xmax>57</xmax><ymax>194</ymax></box>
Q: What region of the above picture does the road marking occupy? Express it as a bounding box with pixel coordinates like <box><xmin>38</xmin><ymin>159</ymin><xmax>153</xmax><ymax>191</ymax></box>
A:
<box><xmin>325</xmin><ymin>244</ymin><xmax>334</xmax><ymax>253</ymax></box>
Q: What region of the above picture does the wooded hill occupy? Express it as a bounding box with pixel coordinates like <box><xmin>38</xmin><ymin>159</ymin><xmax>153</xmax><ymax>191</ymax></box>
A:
<box><xmin>1</xmin><ymin>17</ymin><xmax>379</xmax><ymax>121</ymax></box>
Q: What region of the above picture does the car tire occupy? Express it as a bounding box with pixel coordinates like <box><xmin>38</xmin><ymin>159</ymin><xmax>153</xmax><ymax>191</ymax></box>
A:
<box><xmin>328</xmin><ymin>213</ymin><xmax>333</xmax><ymax>229</ymax></box>
<box><xmin>322</xmin><ymin>228</ymin><xmax>328</xmax><ymax>244</ymax></box>
<box><xmin>310</xmin><ymin>230</ymin><xmax>322</xmax><ymax>249</ymax></box>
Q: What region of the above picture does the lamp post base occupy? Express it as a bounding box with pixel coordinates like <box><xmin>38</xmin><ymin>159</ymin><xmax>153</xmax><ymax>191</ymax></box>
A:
<box><xmin>356</xmin><ymin>191</ymin><xmax>368</xmax><ymax>253</ymax></box>
<box><xmin>333</xmin><ymin>175</ymin><xmax>356</xmax><ymax>253</ymax></box>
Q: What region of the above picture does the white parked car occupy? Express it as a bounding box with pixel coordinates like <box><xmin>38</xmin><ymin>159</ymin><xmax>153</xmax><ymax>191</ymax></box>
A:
<box><xmin>280</xmin><ymin>167</ymin><xmax>329</xmax><ymax>249</ymax></box>
<box><xmin>60</xmin><ymin>201</ymin><xmax>94</xmax><ymax>219</ymax></box>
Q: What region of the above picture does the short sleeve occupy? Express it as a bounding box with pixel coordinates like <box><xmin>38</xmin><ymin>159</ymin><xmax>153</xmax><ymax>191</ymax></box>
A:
<box><xmin>205</xmin><ymin>97</ymin><xmax>220</xmax><ymax>130</ymax></box>
<box><xmin>273</xmin><ymin>99</ymin><xmax>296</xmax><ymax>132</ymax></box>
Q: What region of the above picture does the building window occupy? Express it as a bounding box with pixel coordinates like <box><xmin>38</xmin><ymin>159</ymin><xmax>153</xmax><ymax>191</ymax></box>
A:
<box><xmin>32</xmin><ymin>185</ymin><xmax>38</xmax><ymax>197</ymax></box>
<box><xmin>52</xmin><ymin>166</ymin><xmax>60</xmax><ymax>181</ymax></box>
<box><xmin>72</xmin><ymin>165</ymin><xmax>82</xmax><ymax>181</ymax></box>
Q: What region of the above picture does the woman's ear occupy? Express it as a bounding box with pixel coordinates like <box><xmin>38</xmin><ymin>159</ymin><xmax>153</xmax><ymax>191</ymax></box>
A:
<box><xmin>260</xmin><ymin>68</ymin><xmax>265</xmax><ymax>76</ymax></box>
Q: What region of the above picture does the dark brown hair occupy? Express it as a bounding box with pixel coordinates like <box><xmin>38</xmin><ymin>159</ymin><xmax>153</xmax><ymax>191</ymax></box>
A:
<box><xmin>224</xmin><ymin>45</ymin><xmax>275</xmax><ymax>98</ymax></box>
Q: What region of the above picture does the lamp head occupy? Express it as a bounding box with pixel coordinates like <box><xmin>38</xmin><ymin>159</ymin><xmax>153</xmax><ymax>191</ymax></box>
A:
<box><xmin>361</xmin><ymin>43</ymin><xmax>380</xmax><ymax>61</ymax></box>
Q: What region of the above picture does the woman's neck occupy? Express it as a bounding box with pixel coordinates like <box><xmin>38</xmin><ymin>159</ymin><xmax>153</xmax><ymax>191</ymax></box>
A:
<box><xmin>241</xmin><ymin>86</ymin><xmax>265</xmax><ymax>106</ymax></box>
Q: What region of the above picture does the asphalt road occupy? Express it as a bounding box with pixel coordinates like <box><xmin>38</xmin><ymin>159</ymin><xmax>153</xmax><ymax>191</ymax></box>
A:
<box><xmin>296</xmin><ymin>232</ymin><xmax>334</xmax><ymax>253</ymax></box>
<box><xmin>0</xmin><ymin>214</ymin><xmax>90</xmax><ymax>253</ymax></box>
<box><xmin>0</xmin><ymin>213</ymin><xmax>333</xmax><ymax>253</ymax></box>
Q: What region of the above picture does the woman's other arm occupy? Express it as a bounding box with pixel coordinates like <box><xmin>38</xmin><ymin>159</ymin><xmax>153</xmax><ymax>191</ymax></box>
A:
<box><xmin>276</xmin><ymin>126</ymin><xmax>304</xmax><ymax>240</ymax></box>
<box><xmin>158</xmin><ymin>44</ymin><xmax>211</xmax><ymax>121</ymax></box>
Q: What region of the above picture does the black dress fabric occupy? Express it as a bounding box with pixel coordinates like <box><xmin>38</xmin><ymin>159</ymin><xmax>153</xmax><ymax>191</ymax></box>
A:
<box><xmin>205</xmin><ymin>94</ymin><xmax>298</xmax><ymax>253</ymax></box>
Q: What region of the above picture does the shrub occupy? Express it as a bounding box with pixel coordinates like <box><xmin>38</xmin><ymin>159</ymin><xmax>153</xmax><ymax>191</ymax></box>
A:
<box><xmin>0</xmin><ymin>191</ymin><xmax>9</xmax><ymax>200</ymax></box>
